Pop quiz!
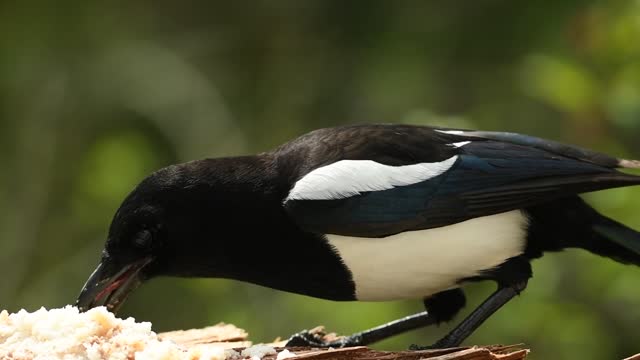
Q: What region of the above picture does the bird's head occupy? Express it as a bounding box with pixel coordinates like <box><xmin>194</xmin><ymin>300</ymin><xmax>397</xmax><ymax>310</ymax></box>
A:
<box><xmin>75</xmin><ymin>157</ymin><xmax>277</xmax><ymax>313</ymax></box>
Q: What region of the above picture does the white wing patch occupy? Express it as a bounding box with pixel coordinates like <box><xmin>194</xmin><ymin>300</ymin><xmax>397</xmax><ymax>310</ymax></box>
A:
<box><xmin>286</xmin><ymin>156</ymin><xmax>458</xmax><ymax>201</ymax></box>
<box><xmin>435</xmin><ymin>130</ymin><xmax>471</xmax><ymax>147</ymax></box>
<box><xmin>450</xmin><ymin>141</ymin><xmax>471</xmax><ymax>148</ymax></box>
<box><xmin>436</xmin><ymin>129</ymin><xmax>465</xmax><ymax>135</ymax></box>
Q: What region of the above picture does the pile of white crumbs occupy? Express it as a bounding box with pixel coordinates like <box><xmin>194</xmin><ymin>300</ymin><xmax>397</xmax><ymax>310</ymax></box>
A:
<box><xmin>0</xmin><ymin>306</ymin><xmax>289</xmax><ymax>360</ymax></box>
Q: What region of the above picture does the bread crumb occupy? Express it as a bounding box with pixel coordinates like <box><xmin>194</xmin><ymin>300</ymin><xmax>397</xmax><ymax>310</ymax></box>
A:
<box><xmin>276</xmin><ymin>349</ymin><xmax>296</xmax><ymax>360</ymax></box>
<box><xmin>240</xmin><ymin>344</ymin><xmax>277</xmax><ymax>359</ymax></box>
<box><xmin>0</xmin><ymin>306</ymin><xmax>235</xmax><ymax>360</ymax></box>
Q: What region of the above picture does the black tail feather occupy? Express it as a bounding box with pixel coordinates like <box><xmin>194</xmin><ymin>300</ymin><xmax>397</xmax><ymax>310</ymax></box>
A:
<box><xmin>593</xmin><ymin>223</ymin><xmax>640</xmax><ymax>259</ymax></box>
<box><xmin>526</xmin><ymin>196</ymin><xmax>640</xmax><ymax>266</ymax></box>
<box><xmin>587</xmin><ymin>217</ymin><xmax>640</xmax><ymax>266</ymax></box>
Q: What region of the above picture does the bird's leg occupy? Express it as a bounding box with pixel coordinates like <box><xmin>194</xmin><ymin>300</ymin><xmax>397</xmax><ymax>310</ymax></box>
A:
<box><xmin>286</xmin><ymin>311</ymin><xmax>435</xmax><ymax>348</ymax></box>
<box><xmin>285</xmin><ymin>288</ymin><xmax>465</xmax><ymax>348</ymax></box>
<box><xmin>411</xmin><ymin>258</ymin><xmax>531</xmax><ymax>350</ymax></box>
<box><xmin>412</xmin><ymin>280</ymin><xmax>528</xmax><ymax>350</ymax></box>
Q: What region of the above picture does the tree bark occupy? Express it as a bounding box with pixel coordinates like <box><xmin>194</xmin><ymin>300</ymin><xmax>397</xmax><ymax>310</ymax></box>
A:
<box><xmin>159</xmin><ymin>324</ymin><xmax>530</xmax><ymax>360</ymax></box>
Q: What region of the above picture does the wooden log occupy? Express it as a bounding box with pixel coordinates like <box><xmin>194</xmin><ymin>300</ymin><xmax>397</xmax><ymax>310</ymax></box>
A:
<box><xmin>158</xmin><ymin>322</ymin><xmax>251</xmax><ymax>348</ymax></box>
<box><xmin>158</xmin><ymin>324</ymin><xmax>530</xmax><ymax>359</ymax></box>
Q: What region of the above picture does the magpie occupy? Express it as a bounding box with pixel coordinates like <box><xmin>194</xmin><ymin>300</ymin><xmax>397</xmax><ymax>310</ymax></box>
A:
<box><xmin>76</xmin><ymin>123</ymin><xmax>640</xmax><ymax>349</ymax></box>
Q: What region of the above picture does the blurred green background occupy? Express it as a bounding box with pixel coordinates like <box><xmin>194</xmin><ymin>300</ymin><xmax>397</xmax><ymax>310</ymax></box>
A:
<box><xmin>2</xmin><ymin>1</ymin><xmax>640</xmax><ymax>359</ymax></box>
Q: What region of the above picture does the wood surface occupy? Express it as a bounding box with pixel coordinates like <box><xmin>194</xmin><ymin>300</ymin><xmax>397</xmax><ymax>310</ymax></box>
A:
<box><xmin>158</xmin><ymin>323</ymin><xmax>530</xmax><ymax>359</ymax></box>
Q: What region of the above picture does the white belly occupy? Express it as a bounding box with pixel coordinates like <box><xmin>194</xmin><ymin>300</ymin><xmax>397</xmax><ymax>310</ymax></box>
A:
<box><xmin>325</xmin><ymin>210</ymin><xmax>529</xmax><ymax>300</ymax></box>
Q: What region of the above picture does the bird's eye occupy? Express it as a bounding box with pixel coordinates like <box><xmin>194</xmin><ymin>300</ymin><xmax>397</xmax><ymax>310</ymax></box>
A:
<box><xmin>133</xmin><ymin>229</ymin><xmax>153</xmax><ymax>250</ymax></box>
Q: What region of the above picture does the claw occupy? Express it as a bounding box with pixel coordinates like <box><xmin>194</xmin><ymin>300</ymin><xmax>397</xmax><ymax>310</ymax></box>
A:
<box><xmin>409</xmin><ymin>339</ymin><xmax>456</xmax><ymax>351</ymax></box>
<box><xmin>285</xmin><ymin>328</ymin><xmax>358</xmax><ymax>348</ymax></box>
<box><xmin>410</xmin><ymin>344</ymin><xmax>434</xmax><ymax>351</ymax></box>
<box><xmin>285</xmin><ymin>329</ymin><xmax>328</xmax><ymax>347</ymax></box>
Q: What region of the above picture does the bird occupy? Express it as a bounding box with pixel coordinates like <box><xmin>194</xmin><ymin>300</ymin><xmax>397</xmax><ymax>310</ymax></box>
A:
<box><xmin>76</xmin><ymin>123</ymin><xmax>640</xmax><ymax>349</ymax></box>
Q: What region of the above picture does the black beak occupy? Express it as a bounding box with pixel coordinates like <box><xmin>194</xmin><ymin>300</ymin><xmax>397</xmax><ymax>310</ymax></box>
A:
<box><xmin>76</xmin><ymin>256</ymin><xmax>152</xmax><ymax>313</ymax></box>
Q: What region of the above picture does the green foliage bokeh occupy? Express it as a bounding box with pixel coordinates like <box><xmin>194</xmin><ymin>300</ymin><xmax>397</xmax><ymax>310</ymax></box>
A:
<box><xmin>1</xmin><ymin>1</ymin><xmax>640</xmax><ymax>359</ymax></box>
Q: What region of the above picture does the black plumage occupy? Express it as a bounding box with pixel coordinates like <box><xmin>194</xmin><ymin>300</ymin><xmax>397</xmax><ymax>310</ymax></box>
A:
<box><xmin>284</xmin><ymin>125</ymin><xmax>638</xmax><ymax>236</ymax></box>
<box><xmin>76</xmin><ymin>123</ymin><xmax>640</xmax><ymax>349</ymax></box>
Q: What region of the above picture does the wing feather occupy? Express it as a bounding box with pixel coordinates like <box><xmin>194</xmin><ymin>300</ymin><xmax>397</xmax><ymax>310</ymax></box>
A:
<box><xmin>284</xmin><ymin>129</ymin><xmax>640</xmax><ymax>237</ymax></box>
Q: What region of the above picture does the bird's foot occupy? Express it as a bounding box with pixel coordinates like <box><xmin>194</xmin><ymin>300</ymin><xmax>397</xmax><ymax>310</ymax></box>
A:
<box><xmin>285</xmin><ymin>327</ymin><xmax>361</xmax><ymax>348</ymax></box>
<box><xmin>409</xmin><ymin>343</ymin><xmax>435</xmax><ymax>351</ymax></box>
<box><xmin>409</xmin><ymin>338</ymin><xmax>455</xmax><ymax>351</ymax></box>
